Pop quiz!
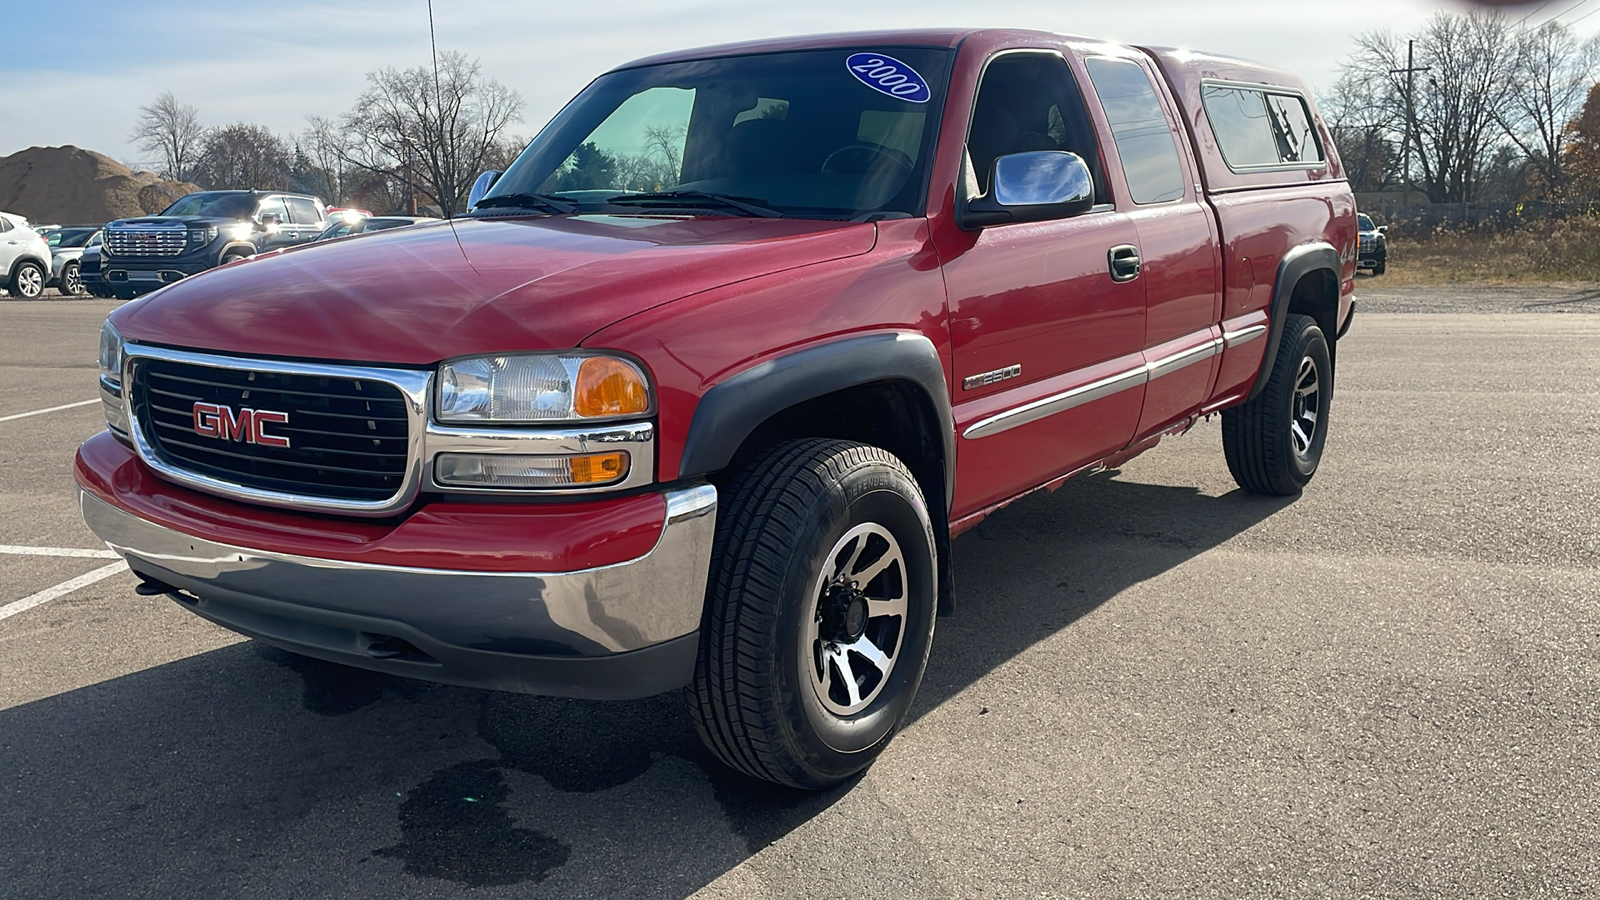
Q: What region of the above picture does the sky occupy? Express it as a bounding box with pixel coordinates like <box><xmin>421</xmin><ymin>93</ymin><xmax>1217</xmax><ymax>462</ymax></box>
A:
<box><xmin>4</xmin><ymin>0</ymin><xmax>1598</xmax><ymax>167</ymax></box>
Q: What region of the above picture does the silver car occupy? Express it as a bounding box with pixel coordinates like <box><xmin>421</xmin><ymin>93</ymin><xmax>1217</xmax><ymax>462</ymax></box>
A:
<box><xmin>46</xmin><ymin>226</ymin><xmax>102</xmax><ymax>296</ymax></box>
<box><xmin>1</xmin><ymin>211</ymin><xmax>52</xmax><ymax>299</ymax></box>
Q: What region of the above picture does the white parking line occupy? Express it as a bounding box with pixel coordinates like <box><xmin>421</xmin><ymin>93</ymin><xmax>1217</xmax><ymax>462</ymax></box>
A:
<box><xmin>0</xmin><ymin>399</ymin><xmax>99</xmax><ymax>424</ymax></box>
<box><xmin>0</xmin><ymin>561</ymin><xmax>129</xmax><ymax>622</ymax></box>
<box><xmin>0</xmin><ymin>544</ymin><xmax>120</xmax><ymax>559</ymax></box>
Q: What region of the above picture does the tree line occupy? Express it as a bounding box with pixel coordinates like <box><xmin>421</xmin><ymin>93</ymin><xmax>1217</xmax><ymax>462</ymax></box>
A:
<box><xmin>130</xmin><ymin>51</ymin><xmax>522</xmax><ymax>217</ymax></box>
<box><xmin>1324</xmin><ymin>9</ymin><xmax>1600</xmax><ymax>208</ymax></box>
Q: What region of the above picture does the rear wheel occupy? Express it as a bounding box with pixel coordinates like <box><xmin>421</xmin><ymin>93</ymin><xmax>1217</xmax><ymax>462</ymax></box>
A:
<box><xmin>689</xmin><ymin>439</ymin><xmax>938</xmax><ymax>789</ymax></box>
<box><xmin>9</xmin><ymin>260</ymin><xmax>44</xmax><ymax>299</ymax></box>
<box><xmin>60</xmin><ymin>261</ymin><xmax>84</xmax><ymax>296</ymax></box>
<box><xmin>1222</xmin><ymin>314</ymin><xmax>1332</xmax><ymax>495</ymax></box>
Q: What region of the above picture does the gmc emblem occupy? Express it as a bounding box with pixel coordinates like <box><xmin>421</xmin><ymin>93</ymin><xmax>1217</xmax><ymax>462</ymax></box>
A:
<box><xmin>192</xmin><ymin>402</ymin><xmax>291</xmax><ymax>448</ymax></box>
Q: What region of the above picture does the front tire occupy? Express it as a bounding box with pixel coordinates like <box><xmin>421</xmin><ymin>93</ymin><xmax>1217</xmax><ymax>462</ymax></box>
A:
<box><xmin>9</xmin><ymin>260</ymin><xmax>45</xmax><ymax>299</ymax></box>
<box><xmin>689</xmin><ymin>439</ymin><xmax>938</xmax><ymax>789</ymax></box>
<box><xmin>1222</xmin><ymin>313</ymin><xmax>1332</xmax><ymax>495</ymax></box>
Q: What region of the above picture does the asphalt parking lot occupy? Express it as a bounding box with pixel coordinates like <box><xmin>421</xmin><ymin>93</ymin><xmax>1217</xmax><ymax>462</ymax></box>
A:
<box><xmin>1</xmin><ymin>284</ymin><xmax>1596</xmax><ymax>898</ymax></box>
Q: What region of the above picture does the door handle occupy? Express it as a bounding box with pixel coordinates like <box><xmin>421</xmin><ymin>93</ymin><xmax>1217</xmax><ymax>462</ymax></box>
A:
<box><xmin>1108</xmin><ymin>245</ymin><xmax>1140</xmax><ymax>283</ymax></box>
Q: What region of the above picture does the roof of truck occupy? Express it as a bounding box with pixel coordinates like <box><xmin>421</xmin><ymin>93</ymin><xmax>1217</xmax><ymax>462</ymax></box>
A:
<box><xmin>614</xmin><ymin>29</ymin><xmax>1096</xmax><ymax>71</ymax></box>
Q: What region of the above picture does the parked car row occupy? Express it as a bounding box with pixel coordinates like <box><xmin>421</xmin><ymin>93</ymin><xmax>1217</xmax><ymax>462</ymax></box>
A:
<box><xmin>4</xmin><ymin>193</ymin><xmax>442</xmax><ymax>299</ymax></box>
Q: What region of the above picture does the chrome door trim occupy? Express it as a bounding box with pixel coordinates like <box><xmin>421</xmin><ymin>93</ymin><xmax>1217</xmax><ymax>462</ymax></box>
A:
<box><xmin>1223</xmin><ymin>324</ymin><xmax>1268</xmax><ymax>348</ymax></box>
<box><xmin>962</xmin><ymin>333</ymin><xmax>1224</xmax><ymax>440</ymax></box>
<box><xmin>963</xmin><ymin>366</ymin><xmax>1148</xmax><ymax>439</ymax></box>
<box><xmin>1145</xmin><ymin>338</ymin><xmax>1222</xmax><ymax>380</ymax></box>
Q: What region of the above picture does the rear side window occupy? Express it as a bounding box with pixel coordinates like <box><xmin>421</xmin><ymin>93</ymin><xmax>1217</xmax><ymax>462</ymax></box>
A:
<box><xmin>285</xmin><ymin>197</ymin><xmax>322</xmax><ymax>225</ymax></box>
<box><xmin>1202</xmin><ymin>84</ymin><xmax>1325</xmax><ymax>169</ymax></box>
<box><xmin>1084</xmin><ymin>57</ymin><xmax>1186</xmax><ymax>205</ymax></box>
<box><xmin>0</xmin><ymin>218</ymin><xmax>11</xmax><ymax>234</ymax></box>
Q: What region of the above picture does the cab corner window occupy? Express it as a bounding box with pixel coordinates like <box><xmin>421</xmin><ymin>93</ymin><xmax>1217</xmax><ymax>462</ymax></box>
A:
<box><xmin>1084</xmin><ymin>57</ymin><xmax>1185</xmax><ymax>205</ymax></box>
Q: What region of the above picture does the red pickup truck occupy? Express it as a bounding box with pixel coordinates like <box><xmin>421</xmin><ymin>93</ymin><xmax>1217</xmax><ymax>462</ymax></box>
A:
<box><xmin>77</xmin><ymin>29</ymin><xmax>1356</xmax><ymax>789</ymax></box>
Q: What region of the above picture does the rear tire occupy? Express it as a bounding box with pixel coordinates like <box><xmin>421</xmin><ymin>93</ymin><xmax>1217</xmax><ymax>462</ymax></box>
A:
<box><xmin>9</xmin><ymin>260</ymin><xmax>45</xmax><ymax>299</ymax></box>
<box><xmin>60</xmin><ymin>261</ymin><xmax>84</xmax><ymax>296</ymax></box>
<box><xmin>688</xmin><ymin>439</ymin><xmax>938</xmax><ymax>789</ymax></box>
<box><xmin>1222</xmin><ymin>313</ymin><xmax>1332</xmax><ymax>496</ymax></box>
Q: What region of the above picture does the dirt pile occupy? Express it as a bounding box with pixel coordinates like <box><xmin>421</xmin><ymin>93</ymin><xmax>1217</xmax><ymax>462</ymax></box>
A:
<box><xmin>0</xmin><ymin>146</ymin><xmax>200</xmax><ymax>224</ymax></box>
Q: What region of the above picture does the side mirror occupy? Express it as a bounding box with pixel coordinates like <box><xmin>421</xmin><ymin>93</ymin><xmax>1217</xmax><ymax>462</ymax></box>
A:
<box><xmin>959</xmin><ymin>151</ymin><xmax>1096</xmax><ymax>230</ymax></box>
<box><xmin>467</xmin><ymin>170</ymin><xmax>502</xmax><ymax>212</ymax></box>
<box><xmin>260</xmin><ymin>213</ymin><xmax>283</xmax><ymax>229</ymax></box>
<box><xmin>1377</xmin><ymin>225</ymin><xmax>1388</xmax><ymax>234</ymax></box>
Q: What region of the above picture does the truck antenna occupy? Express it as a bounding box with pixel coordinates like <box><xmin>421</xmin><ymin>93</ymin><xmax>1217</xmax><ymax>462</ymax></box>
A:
<box><xmin>429</xmin><ymin>0</ymin><xmax>479</xmax><ymax>274</ymax></box>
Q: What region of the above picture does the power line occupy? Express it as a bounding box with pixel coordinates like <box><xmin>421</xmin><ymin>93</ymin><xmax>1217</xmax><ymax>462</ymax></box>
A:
<box><xmin>1520</xmin><ymin>0</ymin><xmax>1558</xmax><ymax>26</ymax></box>
<box><xmin>1567</xmin><ymin>2</ymin><xmax>1600</xmax><ymax>26</ymax></box>
<box><xmin>1530</xmin><ymin>0</ymin><xmax>1597</xmax><ymax>29</ymax></box>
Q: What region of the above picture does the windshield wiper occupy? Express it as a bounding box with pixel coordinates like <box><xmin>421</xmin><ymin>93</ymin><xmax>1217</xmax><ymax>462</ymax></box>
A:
<box><xmin>604</xmin><ymin>190</ymin><xmax>784</xmax><ymax>218</ymax></box>
<box><xmin>472</xmin><ymin>192</ymin><xmax>576</xmax><ymax>214</ymax></box>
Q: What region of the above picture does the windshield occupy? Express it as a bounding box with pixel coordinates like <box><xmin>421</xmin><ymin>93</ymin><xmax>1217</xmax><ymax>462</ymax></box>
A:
<box><xmin>485</xmin><ymin>46</ymin><xmax>953</xmax><ymax>219</ymax></box>
<box><xmin>1358</xmin><ymin>214</ymin><xmax>1375</xmax><ymax>231</ymax></box>
<box><xmin>47</xmin><ymin>227</ymin><xmax>98</xmax><ymax>248</ymax></box>
<box><xmin>160</xmin><ymin>192</ymin><xmax>257</xmax><ymax>219</ymax></box>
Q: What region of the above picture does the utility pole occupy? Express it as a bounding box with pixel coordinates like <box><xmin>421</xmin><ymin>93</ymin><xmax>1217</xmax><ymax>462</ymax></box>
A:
<box><xmin>1390</xmin><ymin>39</ymin><xmax>1431</xmax><ymax>206</ymax></box>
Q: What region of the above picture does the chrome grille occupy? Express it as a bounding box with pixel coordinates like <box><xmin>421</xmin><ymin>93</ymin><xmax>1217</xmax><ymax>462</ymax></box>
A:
<box><xmin>131</xmin><ymin>357</ymin><xmax>412</xmax><ymax>503</ymax></box>
<box><xmin>1358</xmin><ymin>236</ymin><xmax>1376</xmax><ymax>255</ymax></box>
<box><xmin>106</xmin><ymin>226</ymin><xmax>188</xmax><ymax>257</ymax></box>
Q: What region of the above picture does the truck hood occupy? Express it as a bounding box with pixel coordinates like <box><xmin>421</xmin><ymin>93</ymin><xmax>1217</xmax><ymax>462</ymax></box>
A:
<box><xmin>111</xmin><ymin>215</ymin><xmax>877</xmax><ymax>365</ymax></box>
<box><xmin>109</xmin><ymin>215</ymin><xmax>240</xmax><ymax>228</ymax></box>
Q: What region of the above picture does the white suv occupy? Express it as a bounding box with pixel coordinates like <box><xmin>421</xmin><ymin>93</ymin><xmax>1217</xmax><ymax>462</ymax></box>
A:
<box><xmin>1</xmin><ymin>211</ymin><xmax>52</xmax><ymax>299</ymax></box>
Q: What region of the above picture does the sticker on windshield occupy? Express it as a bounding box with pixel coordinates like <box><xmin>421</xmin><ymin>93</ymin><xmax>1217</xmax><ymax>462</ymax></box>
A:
<box><xmin>846</xmin><ymin>53</ymin><xmax>931</xmax><ymax>103</ymax></box>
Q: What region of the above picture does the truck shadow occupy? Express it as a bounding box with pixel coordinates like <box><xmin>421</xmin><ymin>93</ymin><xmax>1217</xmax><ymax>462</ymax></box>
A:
<box><xmin>0</xmin><ymin>470</ymin><xmax>1291</xmax><ymax>898</ymax></box>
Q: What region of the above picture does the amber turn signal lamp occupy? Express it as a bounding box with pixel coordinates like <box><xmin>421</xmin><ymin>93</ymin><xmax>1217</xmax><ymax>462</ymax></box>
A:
<box><xmin>574</xmin><ymin>357</ymin><xmax>650</xmax><ymax>418</ymax></box>
<box><xmin>569</xmin><ymin>451</ymin><xmax>629</xmax><ymax>484</ymax></box>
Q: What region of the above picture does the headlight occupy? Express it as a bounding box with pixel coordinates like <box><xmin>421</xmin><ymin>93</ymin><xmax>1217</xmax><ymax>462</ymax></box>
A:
<box><xmin>189</xmin><ymin>226</ymin><xmax>217</xmax><ymax>243</ymax></box>
<box><xmin>99</xmin><ymin>320</ymin><xmax>124</xmax><ymax>387</ymax></box>
<box><xmin>436</xmin><ymin>354</ymin><xmax>650</xmax><ymax>423</ymax></box>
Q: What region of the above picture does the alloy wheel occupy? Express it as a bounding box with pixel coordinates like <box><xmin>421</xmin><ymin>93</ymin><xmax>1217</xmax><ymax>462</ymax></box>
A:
<box><xmin>802</xmin><ymin>522</ymin><xmax>908</xmax><ymax>717</ymax></box>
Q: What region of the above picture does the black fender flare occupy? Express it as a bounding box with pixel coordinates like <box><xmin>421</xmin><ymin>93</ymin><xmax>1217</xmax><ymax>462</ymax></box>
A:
<box><xmin>217</xmin><ymin>242</ymin><xmax>257</xmax><ymax>264</ymax></box>
<box><xmin>1247</xmin><ymin>242</ymin><xmax>1341</xmax><ymax>402</ymax></box>
<box><xmin>677</xmin><ymin>331</ymin><xmax>955</xmax><ymax>511</ymax></box>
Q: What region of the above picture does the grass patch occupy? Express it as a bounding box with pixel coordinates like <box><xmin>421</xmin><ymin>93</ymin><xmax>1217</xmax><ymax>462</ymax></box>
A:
<box><xmin>1379</xmin><ymin>217</ymin><xmax>1600</xmax><ymax>285</ymax></box>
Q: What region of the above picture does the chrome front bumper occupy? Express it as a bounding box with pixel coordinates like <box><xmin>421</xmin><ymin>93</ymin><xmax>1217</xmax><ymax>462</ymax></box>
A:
<box><xmin>80</xmin><ymin>485</ymin><xmax>717</xmax><ymax>699</ymax></box>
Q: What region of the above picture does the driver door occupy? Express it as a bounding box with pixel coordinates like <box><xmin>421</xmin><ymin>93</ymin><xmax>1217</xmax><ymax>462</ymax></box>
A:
<box><xmin>935</xmin><ymin>50</ymin><xmax>1146</xmax><ymax>514</ymax></box>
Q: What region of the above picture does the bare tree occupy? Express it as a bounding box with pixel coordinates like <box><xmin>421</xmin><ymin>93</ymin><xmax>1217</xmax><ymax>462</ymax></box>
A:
<box><xmin>1320</xmin><ymin>74</ymin><xmax>1399</xmax><ymax>192</ymax></box>
<box><xmin>129</xmin><ymin>92</ymin><xmax>204</xmax><ymax>182</ymax></box>
<box><xmin>1499</xmin><ymin>22</ymin><xmax>1600</xmax><ymax>196</ymax></box>
<box><xmin>1340</xmin><ymin>12</ymin><xmax>1517</xmax><ymax>203</ymax></box>
<box><xmin>338</xmin><ymin>52</ymin><xmax>523</xmax><ymax>217</ymax></box>
<box><xmin>294</xmin><ymin>116</ymin><xmax>348</xmax><ymax>204</ymax></box>
<box><xmin>192</xmin><ymin>123</ymin><xmax>293</xmax><ymax>191</ymax></box>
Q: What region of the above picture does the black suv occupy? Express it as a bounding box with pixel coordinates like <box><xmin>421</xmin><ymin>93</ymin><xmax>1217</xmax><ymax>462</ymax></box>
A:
<box><xmin>1357</xmin><ymin>212</ymin><xmax>1387</xmax><ymax>275</ymax></box>
<box><xmin>99</xmin><ymin>191</ymin><xmax>328</xmax><ymax>298</ymax></box>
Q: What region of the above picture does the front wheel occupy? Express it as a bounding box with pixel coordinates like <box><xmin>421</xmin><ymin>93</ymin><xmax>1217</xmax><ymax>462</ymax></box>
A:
<box><xmin>1222</xmin><ymin>313</ymin><xmax>1332</xmax><ymax>495</ymax></box>
<box><xmin>689</xmin><ymin>439</ymin><xmax>938</xmax><ymax>789</ymax></box>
